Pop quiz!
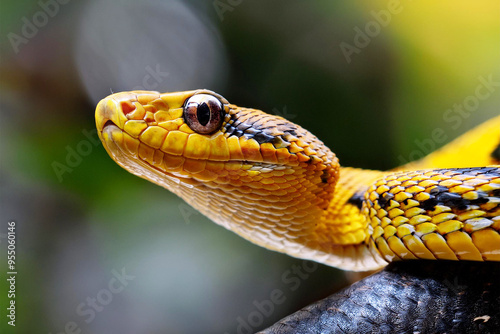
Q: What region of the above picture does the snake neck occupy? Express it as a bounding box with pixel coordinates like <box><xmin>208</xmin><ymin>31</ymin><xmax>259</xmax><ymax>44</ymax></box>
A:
<box><xmin>319</xmin><ymin>167</ymin><xmax>388</xmax><ymax>245</ymax></box>
<box><xmin>303</xmin><ymin>167</ymin><xmax>390</xmax><ymax>270</ymax></box>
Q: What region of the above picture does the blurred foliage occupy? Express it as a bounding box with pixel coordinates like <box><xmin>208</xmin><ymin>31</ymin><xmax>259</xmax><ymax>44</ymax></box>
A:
<box><xmin>0</xmin><ymin>0</ymin><xmax>499</xmax><ymax>333</ymax></box>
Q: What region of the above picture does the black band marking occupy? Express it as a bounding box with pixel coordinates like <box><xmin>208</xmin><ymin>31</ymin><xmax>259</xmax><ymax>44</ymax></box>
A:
<box><xmin>373</xmin><ymin>167</ymin><xmax>500</xmax><ymax>212</ymax></box>
<box><xmin>418</xmin><ymin>167</ymin><xmax>500</xmax><ymax>212</ymax></box>
<box><xmin>224</xmin><ymin>110</ymin><xmax>299</xmax><ymax>146</ymax></box>
<box><xmin>348</xmin><ymin>191</ymin><xmax>366</xmax><ymax>209</ymax></box>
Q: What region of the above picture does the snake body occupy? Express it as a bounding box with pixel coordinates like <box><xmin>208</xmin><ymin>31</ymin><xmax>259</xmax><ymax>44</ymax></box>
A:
<box><xmin>95</xmin><ymin>89</ymin><xmax>500</xmax><ymax>271</ymax></box>
<box><xmin>261</xmin><ymin>261</ymin><xmax>500</xmax><ymax>333</ymax></box>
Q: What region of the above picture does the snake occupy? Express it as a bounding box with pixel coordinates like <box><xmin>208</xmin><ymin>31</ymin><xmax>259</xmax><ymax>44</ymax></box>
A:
<box><xmin>95</xmin><ymin>89</ymin><xmax>500</xmax><ymax>272</ymax></box>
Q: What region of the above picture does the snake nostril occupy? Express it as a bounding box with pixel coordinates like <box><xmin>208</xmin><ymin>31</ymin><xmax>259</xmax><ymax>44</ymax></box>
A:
<box><xmin>121</xmin><ymin>101</ymin><xmax>136</xmax><ymax>115</ymax></box>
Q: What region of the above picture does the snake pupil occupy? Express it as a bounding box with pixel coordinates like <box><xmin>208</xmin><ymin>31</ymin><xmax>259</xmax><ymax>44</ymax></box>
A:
<box><xmin>197</xmin><ymin>102</ymin><xmax>211</xmax><ymax>126</ymax></box>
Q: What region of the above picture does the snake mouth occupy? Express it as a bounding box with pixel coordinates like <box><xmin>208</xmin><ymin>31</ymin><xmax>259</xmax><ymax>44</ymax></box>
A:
<box><xmin>102</xmin><ymin>120</ymin><xmax>116</xmax><ymax>129</ymax></box>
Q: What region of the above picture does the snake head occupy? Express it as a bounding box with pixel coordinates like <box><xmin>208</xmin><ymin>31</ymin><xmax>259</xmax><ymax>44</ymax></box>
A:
<box><xmin>96</xmin><ymin>90</ymin><xmax>339</xmax><ymax>255</ymax></box>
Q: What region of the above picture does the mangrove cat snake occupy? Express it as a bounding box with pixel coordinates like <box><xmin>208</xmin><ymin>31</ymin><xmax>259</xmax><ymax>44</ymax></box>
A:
<box><xmin>95</xmin><ymin>89</ymin><xmax>500</xmax><ymax>271</ymax></box>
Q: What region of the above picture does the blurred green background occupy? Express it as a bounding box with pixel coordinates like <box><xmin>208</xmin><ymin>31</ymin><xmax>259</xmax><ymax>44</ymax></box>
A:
<box><xmin>0</xmin><ymin>0</ymin><xmax>499</xmax><ymax>333</ymax></box>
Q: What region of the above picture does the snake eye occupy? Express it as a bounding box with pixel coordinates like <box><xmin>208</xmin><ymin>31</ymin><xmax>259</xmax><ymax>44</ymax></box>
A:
<box><xmin>183</xmin><ymin>94</ymin><xmax>224</xmax><ymax>134</ymax></box>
